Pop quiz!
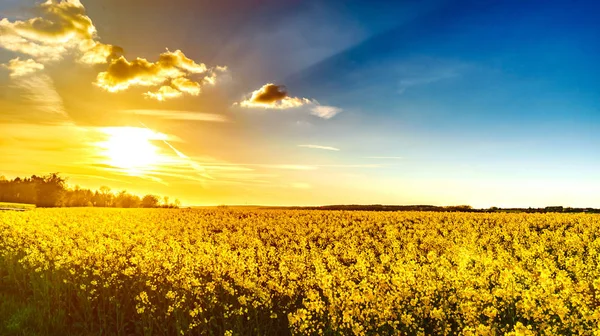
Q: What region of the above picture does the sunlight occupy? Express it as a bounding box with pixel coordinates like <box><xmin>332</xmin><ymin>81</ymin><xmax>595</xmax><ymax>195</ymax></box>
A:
<box><xmin>98</xmin><ymin>127</ymin><xmax>169</xmax><ymax>175</ymax></box>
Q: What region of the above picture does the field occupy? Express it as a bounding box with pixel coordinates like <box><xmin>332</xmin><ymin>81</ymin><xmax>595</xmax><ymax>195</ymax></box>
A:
<box><xmin>0</xmin><ymin>202</ymin><xmax>35</xmax><ymax>211</ymax></box>
<box><xmin>1</xmin><ymin>209</ymin><xmax>600</xmax><ymax>335</ymax></box>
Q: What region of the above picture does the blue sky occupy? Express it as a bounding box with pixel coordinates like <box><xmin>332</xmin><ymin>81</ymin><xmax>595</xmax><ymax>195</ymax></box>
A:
<box><xmin>0</xmin><ymin>0</ymin><xmax>599</xmax><ymax>206</ymax></box>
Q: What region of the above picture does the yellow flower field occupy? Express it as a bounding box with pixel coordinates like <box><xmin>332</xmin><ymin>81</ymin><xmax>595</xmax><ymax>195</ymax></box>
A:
<box><xmin>1</xmin><ymin>208</ymin><xmax>600</xmax><ymax>335</ymax></box>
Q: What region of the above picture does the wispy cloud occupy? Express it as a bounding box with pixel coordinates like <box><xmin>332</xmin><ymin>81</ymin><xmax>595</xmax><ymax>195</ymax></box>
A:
<box><xmin>123</xmin><ymin>110</ymin><xmax>229</xmax><ymax>122</ymax></box>
<box><xmin>259</xmin><ymin>164</ymin><xmax>318</xmax><ymax>170</ymax></box>
<box><xmin>5</xmin><ymin>73</ymin><xmax>69</xmax><ymax>124</ymax></box>
<box><xmin>398</xmin><ymin>73</ymin><xmax>457</xmax><ymax>94</ymax></box>
<box><xmin>310</xmin><ymin>105</ymin><xmax>342</xmax><ymax>119</ymax></box>
<box><xmin>396</xmin><ymin>58</ymin><xmax>466</xmax><ymax>94</ymax></box>
<box><xmin>0</xmin><ymin>123</ymin><xmax>98</xmax><ymax>175</ymax></box>
<box><xmin>317</xmin><ymin>164</ymin><xmax>382</xmax><ymax>168</ymax></box>
<box><xmin>298</xmin><ymin>144</ymin><xmax>340</xmax><ymax>151</ymax></box>
<box><xmin>2</xmin><ymin>58</ymin><xmax>44</xmax><ymax>77</ymax></box>
<box><xmin>199</xmin><ymin>163</ymin><xmax>383</xmax><ymax>170</ymax></box>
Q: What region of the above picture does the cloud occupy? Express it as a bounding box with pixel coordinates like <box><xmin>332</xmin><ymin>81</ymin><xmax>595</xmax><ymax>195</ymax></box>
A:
<box><xmin>0</xmin><ymin>1</ymin><xmax>223</xmax><ymax>102</ymax></box>
<box><xmin>4</xmin><ymin>73</ymin><xmax>69</xmax><ymax>123</ymax></box>
<box><xmin>172</xmin><ymin>77</ymin><xmax>201</xmax><ymax>95</ymax></box>
<box><xmin>95</xmin><ymin>50</ymin><xmax>205</xmax><ymax>91</ymax></box>
<box><xmin>123</xmin><ymin>109</ymin><xmax>229</xmax><ymax>122</ymax></box>
<box><xmin>144</xmin><ymin>86</ymin><xmax>183</xmax><ymax>101</ymax></box>
<box><xmin>248</xmin><ymin>83</ymin><xmax>287</xmax><ymax>103</ymax></box>
<box><xmin>298</xmin><ymin>144</ymin><xmax>340</xmax><ymax>151</ymax></box>
<box><xmin>0</xmin><ymin>123</ymin><xmax>95</xmax><ymax>174</ymax></box>
<box><xmin>236</xmin><ymin>83</ymin><xmax>343</xmax><ymax>118</ymax></box>
<box><xmin>365</xmin><ymin>156</ymin><xmax>403</xmax><ymax>159</ymax></box>
<box><xmin>296</xmin><ymin>120</ymin><xmax>313</xmax><ymax>127</ymax></box>
<box><xmin>2</xmin><ymin>58</ymin><xmax>44</xmax><ymax>77</ymax></box>
<box><xmin>317</xmin><ymin>164</ymin><xmax>382</xmax><ymax>168</ymax></box>
<box><xmin>95</xmin><ymin>49</ymin><xmax>225</xmax><ymax>100</ymax></box>
<box><xmin>396</xmin><ymin>58</ymin><xmax>465</xmax><ymax>94</ymax></box>
<box><xmin>0</xmin><ymin>0</ymin><xmax>122</xmax><ymax>64</ymax></box>
<box><xmin>260</xmin><ymin>164</ymin><xmax>318</xmax><ymax>170</ymax></box>
<box><xmin>79</xmin><ymin>41</ymin><xmax>124</xmax><ymax>65</ymax></box>
<box><xmin>237</xmin><ymin>83</ymin><xmax>312</xmax><ymax>109</ymax></box>
<box><xmin>398</xmin><ymin>74</ymin><xmax>456</xmax><ymax>94</ymax></box>
<box><xmin>310</xmin><ymin>105</ymin><xmax>342</xmax><ymax>119</ymax></box>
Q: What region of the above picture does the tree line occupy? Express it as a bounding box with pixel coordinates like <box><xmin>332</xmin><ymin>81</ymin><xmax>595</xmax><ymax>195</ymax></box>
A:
<box><xmin>268</xmin><ymin>204</ymin><xmax>600</xmax><ymax>213</ymax></box>
<box><xmin>0</xmin><ymin>173</ymin><xmax>180</xmax><ymax>208</ymax></box>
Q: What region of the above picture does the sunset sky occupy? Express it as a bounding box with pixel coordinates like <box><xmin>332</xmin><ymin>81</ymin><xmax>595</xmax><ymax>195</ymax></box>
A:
<box><xmin>1</xmin><ymin>0</ymin><xmax>599</xmax><ymax>207</ymax></box>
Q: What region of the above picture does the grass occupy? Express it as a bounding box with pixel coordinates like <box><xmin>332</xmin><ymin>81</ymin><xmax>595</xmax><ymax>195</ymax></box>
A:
<box><xmin>0</xmin><ymin>261</ymin><xmax>42</xmax><ymax>336</ymax></box>
<box><xmin>0</xmin><ymin>202</ymin><xmax>35</xmax><ymax>210</ymax></box>
<box><xmin>0</xmin><ymin>293</ymin><xmax>41</xmax><ymax>336</ymax></box>
<box><xmin>0</xmin><ymin>261</ymin><xmax>72</xmax><ymax>336</ymax></box>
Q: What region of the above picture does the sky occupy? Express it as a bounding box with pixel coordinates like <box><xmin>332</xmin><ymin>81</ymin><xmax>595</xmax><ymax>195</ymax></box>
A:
<box><xmin>0</xmin><ymin>0</ymin><xmax>599</xmax><ymax>207</ymax></box>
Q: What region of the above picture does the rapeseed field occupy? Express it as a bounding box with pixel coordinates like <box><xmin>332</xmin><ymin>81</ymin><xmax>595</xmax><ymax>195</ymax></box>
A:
<box><xmin>1</xmin><ymin>209</ymin><xmax>599</xmax><ymax>335</ymax></box>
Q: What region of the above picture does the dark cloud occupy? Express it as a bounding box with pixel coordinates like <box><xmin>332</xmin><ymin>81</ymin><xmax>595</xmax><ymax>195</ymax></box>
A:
<box><xmin>237</xmin><ymin>83</ymin><xmax>342</xmax><ymax>117</ymax></box>
<box><xmin>238</xmin><ymin>83</ymin><xmax>311</xmax><ymax>109</ymax></box>
<box><xmin>251</xmin><ymin>83</ymin><xmax>289</xmax><ymax>103</ymax></box>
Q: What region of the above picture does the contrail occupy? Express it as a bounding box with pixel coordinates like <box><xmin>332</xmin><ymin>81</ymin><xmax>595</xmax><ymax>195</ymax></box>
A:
<box><xmin>138</xmin><ymin>121</ymin><xmax>214</xmax><ymax>180</ymax></box>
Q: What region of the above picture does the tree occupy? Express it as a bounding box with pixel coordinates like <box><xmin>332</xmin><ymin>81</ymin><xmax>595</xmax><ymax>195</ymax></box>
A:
<box><xmin>35</xmin><ymin>173</ymin><xmax>66</xmax><ymax>207</ymax></box>
<box><xmin>65</xmin><ymin>185</ymin><xmax>94</xmax><ymax>207</ymax></box>
<box><xmin>141</xmin><ymin>194</ymin><xmax>160</xmax><ymax>208</ymax></box>
<box><xmin>93</xmin><ymin>186</ymin><xmax>114</xmax><ymax>207</ymax></box>
<box><xmin>0</xmin><ymin>174</ymin><xmax>179</xmax><ymax>209</ymax></box>
<box><xmin>115</xmin><ymin>191</ymin><xmax>141</xmax><ymax>208</ymax></box>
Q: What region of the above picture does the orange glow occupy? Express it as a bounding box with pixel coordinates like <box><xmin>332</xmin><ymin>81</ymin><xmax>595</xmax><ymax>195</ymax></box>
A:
<box><xmin>97</xmin><ymin>127</ymin><xmax>170</xmax><ymax>176</ymax></box>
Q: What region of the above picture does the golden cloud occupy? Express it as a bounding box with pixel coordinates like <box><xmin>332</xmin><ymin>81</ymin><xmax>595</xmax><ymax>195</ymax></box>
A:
<box><xmin>172</xmin><ymin>77</ymin><xmax>201</xmax><ymax>96</ymax></box>
<box><xmin>0</xmin><ymin>2</ymin><xmax>228</xmax><ymax>103</ymax></box>
<box><xmin>0</xmin><ymin>0</ymin><xmax>121</xmax><ymax>64</ymax></box>
<box><xmin>2</xmin><ymin>58</ymin><xmax>45</xmax><ymax>77</ymax></box>
<box><xmin>95</xmin><ymin>49</ymin><xmax>225</xmax><ymax>100</ymax></box>
<box><xmin>121</xmin><ymin>110</ymin><xmax>230</xmax><ymax>122</ymax></box>
<box><xmin>144</xmin><ymin>86</ymin><xmax>183</xmax><ymax>101</ymax></box>
<box><xmin>79</xmin><ymin>41</ymin><xmax>124</xmax><ymax>65</ymax></box>
<box><xmin>238</xmin><ymin>83</ymin><xmax>312</xmax><ymax>109</ymax></box>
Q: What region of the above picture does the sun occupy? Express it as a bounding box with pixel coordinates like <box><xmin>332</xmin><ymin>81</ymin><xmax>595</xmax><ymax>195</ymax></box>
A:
<box><xmin>98</xmin><ymin>127</ymin><xmax>169</xmax><ymax>175</ymax></box>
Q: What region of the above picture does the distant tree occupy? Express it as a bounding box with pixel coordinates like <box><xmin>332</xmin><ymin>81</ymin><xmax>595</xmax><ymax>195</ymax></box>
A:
<box><xmin>131</xmin><ymin>195</ymin><xmax>141</xmax><ymax>208</ymax></box>
<box><xmin>141</xmin><ymin>194</ymin><xmax>160</xmax><ymax>208</ymax></box>
<box><xmin>35</xmin><ymin>173</ymin><xmax>66</xmax><ymax>207</ymax></box>
<box><xmin>65</xmin><ymin>185</ymin><xmax>94</xmax><ymax>207</ymax></box>
<box><xmin>0</xmin><ymin>174</ymin><xmax>179</xmax><ymax>209</ymax></box>
<box><xmin>93</xmin><ymin>186</ymin><xmax>114</xmax><ymax>207</ymax></box>
<box><xmin>115</xmin><ymin>191</ymin><xmax>141</xmax><ymax>208</ymax></box>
